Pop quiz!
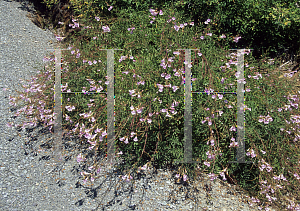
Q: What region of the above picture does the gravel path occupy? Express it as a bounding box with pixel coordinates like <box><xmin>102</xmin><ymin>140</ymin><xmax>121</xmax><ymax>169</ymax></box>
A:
<box><xmin>0</xmin><ymin>0</ymin><xmax>274</xmax><ymax>210</ymax></box>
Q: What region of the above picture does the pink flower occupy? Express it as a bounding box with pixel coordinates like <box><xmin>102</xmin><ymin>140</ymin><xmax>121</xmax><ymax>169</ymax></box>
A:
<box><xmin>229</xmin><ymin>126</ymin><xmax>236</xmax><ymax>131</ymax></box>
<box><xmin>233</xmin><ymin>36</ymin><xmax>242</xmax><ymax>43</ymax></box>
<box><xmin>77</xmin><ymin>153</ymin><xmax>86</xmax><ymax>163</ymax></box>
<box><xmin>137</xmin><ymin>107</ymin><xmax>143</xmax><ymax>113</ymax></box>
<box><xmin>140</xmin><ymin>164</ymin><xmax>148</xmax><ymax>170</ymax></box>
<box><xmin>246</xmin><ymin>149</ymin><xmax>256</xmax><ymax>158</ymax></box>
<box><xmin>230</xmin><ymin>141</ymin><xmax>239</xmax><ymax>148</ymax></box>
<box><xmin>96</xmin><ymin>168</ymin><xmax>101</xmax><ymax>174</ymax></box>
<box><xmin>172</xmin><ymin>86</ymin><xmax>179</xmax><ymax>92</ymax></box>
<box><xmin>258</xmin><ymin>115</ymin><xmax>273</xmax><ymax>124</ymax></box>
<box><xmin>220</xmin><ymin>170</ymin><xmax>227</xmax><ymax>181</ymax></box>
<box><xmin>102</xmin><ymin>25</ymin><xmax>110</xmax><ymax>32</ymax></box>
<box><xmin>208</xmin><ymin>173</ymin><xmax>217</xmax><ymax>181</ymax></box>
<box><xmin>206</xmin><ymin>151</ymin><xmax>215</xmax><ymax>160</ymax></box>
<box><xmin>122</xmin><ymin>174</ymin><xmax>133</xmax><ymax>182</ymax></box>
<box><xmin>293</xmin><ymin>173</ymin><xmax>300</xmax><ymax>179</ymax></box>
<box><xmin>208</xmin><ymin>139</ymin><xmax>215</xmax><ymax>146</ymax></box>
<box><xmin>204</xmin><ymin>19</ymin><xmax>211</xmax><ymax>24</ymax></box>
<box><xmin>149</xmin><ymin>8</ymin><xmax>158</xmax><ymax>16</ymax></box>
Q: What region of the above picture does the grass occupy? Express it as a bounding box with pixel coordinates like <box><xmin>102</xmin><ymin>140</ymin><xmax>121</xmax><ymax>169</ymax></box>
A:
<box><xmin>6</xmin><ymin>3</ymin><xmax>300</xmax><ymax>211</ymax></box>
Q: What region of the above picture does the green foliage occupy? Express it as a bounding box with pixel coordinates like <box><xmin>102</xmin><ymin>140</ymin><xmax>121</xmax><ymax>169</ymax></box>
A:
<box><xmin>174</xmin><ymin>0</ymin><xmax>300</xmax><ymax>59</ymax></box>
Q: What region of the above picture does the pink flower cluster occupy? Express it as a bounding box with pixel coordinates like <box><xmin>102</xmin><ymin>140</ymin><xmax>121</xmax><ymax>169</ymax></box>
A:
<box><xmin>258</xmin><ymin>114</ymin><xmax>273</xmax><ymax>124</ymax></box>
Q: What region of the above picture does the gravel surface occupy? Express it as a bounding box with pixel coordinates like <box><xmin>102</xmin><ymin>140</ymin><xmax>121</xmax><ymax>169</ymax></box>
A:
<box><xmin>0</xmin><ymin>0</ymin><xmax>275</xmax><ymax>210</ymax></box>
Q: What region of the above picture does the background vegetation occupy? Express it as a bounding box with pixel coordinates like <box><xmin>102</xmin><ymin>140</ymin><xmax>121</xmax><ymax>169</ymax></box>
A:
<box><xmin>39</xmin><ymin>0</ymin><xmax>300</xmax><ymax>61</ymax></box>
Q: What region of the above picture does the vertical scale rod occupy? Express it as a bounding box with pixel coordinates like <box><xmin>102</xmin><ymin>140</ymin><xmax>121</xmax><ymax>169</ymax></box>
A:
<box><xmin>47</xmin><ymin>37</ymin><xmax>68</xmax><ymax>162</ymax></box>
<box><xmin>236</xmin><ymin>49</ymin><xmax>246</xmax><ymax>162</ymax></box>
<box><xmin>53</xmin><ymin>49</ymin><xmax>63</xmax><ymax>162</ymax></box>
<box><xmin>184</xmin><ymin>49</ymin><xmax>192</xmax><ymax>163</ymax></box>
<box><xmin>93</xmin><ymin>48</ymin><xmax>122</xmax><ymax>167</ymax></box>
<box><xmin>174</xmin><ymin>49</ymin><xmax>201</xmax><ymax>164</ymax></box>
<box><xmin>107</xmin><ymin>49</ymin><xmax>115</xmax><ymax>165</ymax></box>
<box><xmin>229</xmin><ymin>49</ymin><xmax>252</xmax><ymax>164</ymax></box>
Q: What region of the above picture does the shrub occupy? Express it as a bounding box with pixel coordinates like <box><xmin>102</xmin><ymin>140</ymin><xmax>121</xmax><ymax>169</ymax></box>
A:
<box><xmin>8</xmin><ymin>3</ymin><xmax>300</xmax><ymax>210</ymax></box>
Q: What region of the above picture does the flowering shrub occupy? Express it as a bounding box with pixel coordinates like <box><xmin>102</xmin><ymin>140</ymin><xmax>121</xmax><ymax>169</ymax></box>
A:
<box><xmin>7</xmin><ymin>3</ymin><xmax>300</xmax><ymax>211</ymax></box>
